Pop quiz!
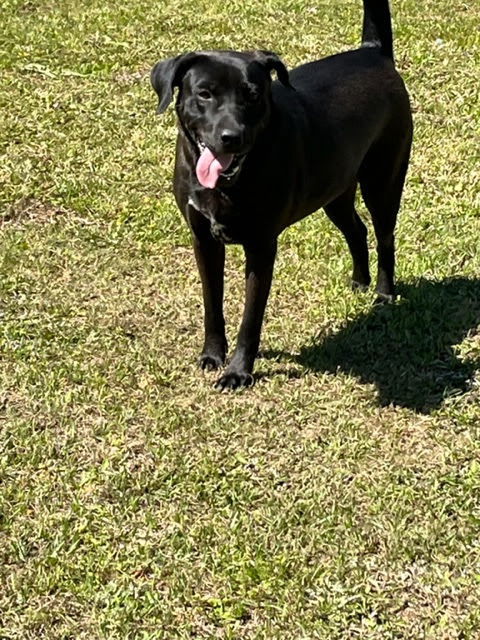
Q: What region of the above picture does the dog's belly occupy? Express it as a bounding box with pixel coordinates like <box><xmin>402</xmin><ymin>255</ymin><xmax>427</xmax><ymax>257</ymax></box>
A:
<box><xmin>278</xmin><ymin>174</ymin><xmax>356</xmax><ymax>229</ymax></box>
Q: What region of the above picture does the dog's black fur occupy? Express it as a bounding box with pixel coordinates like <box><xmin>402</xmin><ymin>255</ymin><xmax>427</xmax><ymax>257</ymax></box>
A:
<box><xmin>151</xmin><ymin>0</ymin><xmax>413</xmax><ymax>390</ymax></box>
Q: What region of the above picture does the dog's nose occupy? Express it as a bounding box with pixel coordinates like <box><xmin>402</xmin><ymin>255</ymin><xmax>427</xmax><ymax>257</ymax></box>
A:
<box><xmin>220</xmin><ymin>129</ymin><xmax>243</xmax><ymax>150</ymax></box>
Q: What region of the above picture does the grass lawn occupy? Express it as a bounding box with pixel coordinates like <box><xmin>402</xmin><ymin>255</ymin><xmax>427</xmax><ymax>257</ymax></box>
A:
<box><xmin>1</xmin><ymin>0</ymin><xmax>479</xmax><ymax>637</ymax></box>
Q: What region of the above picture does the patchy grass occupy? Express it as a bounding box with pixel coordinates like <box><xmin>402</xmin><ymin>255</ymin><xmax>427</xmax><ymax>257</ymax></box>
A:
<box><xmin>1</xmin><ymin>0</ymin><xmax>479</xmax><ymax>638</ymax></box>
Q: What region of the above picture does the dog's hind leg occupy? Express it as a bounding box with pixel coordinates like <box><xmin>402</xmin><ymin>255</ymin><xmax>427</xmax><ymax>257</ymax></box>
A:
<box><xmin>324</xmin><ymin>183</ymin><xmax>371</xmax><ymax>290</ymax></box>
<box><xmin>359</xmin><ymin>142</ymin><xmax>411</xmax><ymax>303</ymax></box>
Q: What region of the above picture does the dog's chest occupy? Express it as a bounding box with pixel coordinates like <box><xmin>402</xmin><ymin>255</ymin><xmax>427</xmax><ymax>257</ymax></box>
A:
<box><xmin>187</xmin><ymin>189</ymin><xmax>244</xmax><ymax>244</ymax></box>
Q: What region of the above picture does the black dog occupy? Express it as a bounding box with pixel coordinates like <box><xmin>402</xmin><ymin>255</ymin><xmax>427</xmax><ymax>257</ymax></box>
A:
<box><xmin>151</xmin><ymin>0</ymin><xmax>413</xmax><ymax>390</ymax></box>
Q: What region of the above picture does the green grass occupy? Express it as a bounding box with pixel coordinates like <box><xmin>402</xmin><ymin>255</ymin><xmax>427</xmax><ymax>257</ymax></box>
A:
<box><xmin>1</xmin><ymin>0</ymin><xmax>479</xmax><ymax>637</ymax></box>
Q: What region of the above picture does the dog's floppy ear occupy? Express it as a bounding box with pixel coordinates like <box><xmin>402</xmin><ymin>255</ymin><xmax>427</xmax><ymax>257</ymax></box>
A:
<box><xmin>252</xmin><ymin>50</ymin><xmax>291</xmax><ymax>88</ymax></box>
<box><xmin>150</xmin><ymin>53</ymin><xmax>202</xmax><ymax>114</ymax></box>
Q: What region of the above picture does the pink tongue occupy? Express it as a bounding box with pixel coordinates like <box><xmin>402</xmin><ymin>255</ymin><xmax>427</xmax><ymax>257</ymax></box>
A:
<box><xmin>196</xmin><ymin>147</ymin><xmax>234</xmax><ymax>189</ymax></box>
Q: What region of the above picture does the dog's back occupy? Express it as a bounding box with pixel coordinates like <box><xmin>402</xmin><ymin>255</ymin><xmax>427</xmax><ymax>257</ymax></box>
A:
<box><xmin>276</xmin><ymin>48</ymin><xmax>411</xmax><ymax>189</ymax></box>
<box><xmin>266</xmin><ymin>0</ymin><xmax>412</xmax><ymax>223</ymax></box>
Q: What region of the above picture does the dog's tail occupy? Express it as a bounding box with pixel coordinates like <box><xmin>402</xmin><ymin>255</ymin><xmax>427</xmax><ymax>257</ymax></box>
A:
<box><xmin>361</xmin><ymin>0</ymin><xmax>394</xmax><ymax>62</ymax></box>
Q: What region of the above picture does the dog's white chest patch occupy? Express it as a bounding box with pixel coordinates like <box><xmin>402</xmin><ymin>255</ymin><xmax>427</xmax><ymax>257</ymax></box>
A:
<box><xmin>186</xmin><ymin>192</ymin><xmax>237</xmax><ymax>243</ymax></box>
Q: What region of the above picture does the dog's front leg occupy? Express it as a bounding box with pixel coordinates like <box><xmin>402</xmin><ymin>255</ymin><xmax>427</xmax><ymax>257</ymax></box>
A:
<box><xmin>215</xmin><ymin>241</ymin><xmax>277</xmax><ymax>390</ymax></box>
<box><xmin>192</xmin><ymin>232</ymin><xmax>228</xmax><ymax>371</ymax></box>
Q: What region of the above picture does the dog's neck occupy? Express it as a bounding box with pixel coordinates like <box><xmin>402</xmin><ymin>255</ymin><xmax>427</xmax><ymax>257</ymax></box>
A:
<box><xmin>177</xmin><ymin>113</ymin><xmax>197</xmax><ymax>152</ymax></box>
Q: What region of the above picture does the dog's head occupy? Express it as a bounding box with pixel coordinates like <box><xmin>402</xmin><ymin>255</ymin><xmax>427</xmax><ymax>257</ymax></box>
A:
<box><xmin>150</xmin><ymin>50</ymin><xmax>291</xmax><ymax>189</ymax></box>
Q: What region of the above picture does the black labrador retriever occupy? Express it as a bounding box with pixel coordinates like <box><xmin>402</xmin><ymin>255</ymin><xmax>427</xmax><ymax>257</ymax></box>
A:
<box><xmin>151</xmin><ymin>0</ymin><xmax>413</xmax><ymax>390</ymax></box>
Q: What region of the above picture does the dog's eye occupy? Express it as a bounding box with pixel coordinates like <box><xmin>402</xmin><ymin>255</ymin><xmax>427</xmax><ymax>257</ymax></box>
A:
<box><xmin>197</xmin><ymin>89</ymin><xmax>212</xmax><ymax>100</ymax></box>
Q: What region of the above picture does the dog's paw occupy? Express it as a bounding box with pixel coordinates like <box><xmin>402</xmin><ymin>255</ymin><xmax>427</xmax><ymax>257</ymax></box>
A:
<box><xmin>374</xmin><ymin>292</ymin><xmax>396</xmax><ymax>305</ymax></box>
<box><xmin>352</xmin><ymin>280</ymin><xmax>369</xmax><ymax>293</ymax></box>
<box><xmin>198</xmin><ymin>353</ymin><xmax>225</xmax><ymax>371</ymax></box>
<box><xmin>214</xmin><ymin>371</ymin><xmax>254</xmax><ymax>391</ymax></box>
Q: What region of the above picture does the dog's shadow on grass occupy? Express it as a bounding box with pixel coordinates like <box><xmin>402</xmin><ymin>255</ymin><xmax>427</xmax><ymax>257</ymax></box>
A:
<box><xmin>262</xmin><ymin>277</ymin><xmax>480</xmax><ymax>413</ymax></box>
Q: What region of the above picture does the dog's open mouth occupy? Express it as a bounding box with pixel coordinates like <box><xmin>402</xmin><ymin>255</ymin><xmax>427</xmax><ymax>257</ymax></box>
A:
<box><xmin>196</xmin><ymin>141</ymin><xmax>246</xmax><ymax>189</ymax></box>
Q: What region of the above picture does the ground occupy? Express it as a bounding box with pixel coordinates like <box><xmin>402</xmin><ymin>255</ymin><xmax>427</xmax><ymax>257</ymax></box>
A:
<box><xmin>0</xmin><ymin>0</ymin><xmax>479</xmax><ymax>638</ymax></box>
